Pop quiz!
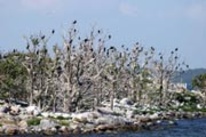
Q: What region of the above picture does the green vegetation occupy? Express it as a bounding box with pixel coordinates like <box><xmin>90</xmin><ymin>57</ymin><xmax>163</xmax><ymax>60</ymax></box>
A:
<box><xmin>27</xmin><ymin>117</ymin><xmax>41</xmax><ymax>126</ymax></box>
<box><xmin>192</xmin><ymin>73</ymin><xmax>206</xmax><ymax>106</ymax></box>
<box><xmin>49</xmin><ymin>115</ymin><xmax>71</xmax><ymax>120</ymax></box>
<box><xmin>192</xmin><ymin>73</ymin><xmax>206</xmax><ymax>90</ymax></box>
<box><xmin>58</xmin><ymin>120</ymin><xmax>70</xmax><ymax>126</ymax></box>
<box><xmin>56</xmin><ymin>116</ymin><xmax>68</xmax><ymax>120</ymax></box>
<box><xmin>0</xmin><ymin>52</ymin><xmax>27</xmax><ymax>100</ymax></box>
<box><xmin>174</xmin><ymin>92</ymin><xmax>199</xmax><ymax>105</ymax></box>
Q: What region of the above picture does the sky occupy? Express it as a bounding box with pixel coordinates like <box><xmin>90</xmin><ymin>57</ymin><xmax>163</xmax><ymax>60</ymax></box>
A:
<box><xmin>0</xmin><ymin>0</ymin><xmax>206</xmax><ymax>68</ymax></box>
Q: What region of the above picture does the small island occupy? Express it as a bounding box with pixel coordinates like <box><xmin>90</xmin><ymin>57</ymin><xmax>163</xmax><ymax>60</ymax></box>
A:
<box><xmin>0</xmin><ymin>22</ymin><xmax>206</xmax><ymax>136</ymax></box>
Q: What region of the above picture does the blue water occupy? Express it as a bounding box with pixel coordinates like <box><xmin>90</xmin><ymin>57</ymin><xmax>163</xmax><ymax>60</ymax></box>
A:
<box><xmin>79</xmin><ymin>118</ymin><xmax>206</xmax><ymax>137</ymax></box>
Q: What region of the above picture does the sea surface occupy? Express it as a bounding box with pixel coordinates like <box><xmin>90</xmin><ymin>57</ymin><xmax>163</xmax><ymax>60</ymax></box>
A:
<box><xmin>14</xmin><ymin>118</ymin><xmax>206</xmax><ymax>137</ymax></box>
<box><xmin>74</xmin><ymin>118</ymin><xmax>206</xmax><ymax>137</ymax></box>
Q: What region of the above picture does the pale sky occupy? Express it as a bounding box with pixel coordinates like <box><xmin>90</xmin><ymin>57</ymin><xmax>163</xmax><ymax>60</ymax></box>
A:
<box><xmin>0</xmin><ymin>0</ymin><xmax>206</xmax><ymax>68</ymax></box>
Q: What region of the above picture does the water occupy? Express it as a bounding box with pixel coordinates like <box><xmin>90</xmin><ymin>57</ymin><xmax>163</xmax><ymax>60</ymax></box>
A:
<box><xmin>80</xmin><ymin>118</ymin><xmax>206</xmax><ymax>137</ymax></box>
<box><xmin>13</xmin><ymin>118</ymin><xmax>206</xmax><ymax>137</ymax></box>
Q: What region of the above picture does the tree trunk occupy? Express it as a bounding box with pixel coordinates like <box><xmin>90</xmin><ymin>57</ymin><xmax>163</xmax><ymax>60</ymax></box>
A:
<box><xmin>53</xmin><ymin>95</ymin><xmax>56</xmax><ymax>112</ymax></box>
<box><xmin>29</xmin><ymin>77</ymin><xmax>34</xmax><ymax>105</ymax></box>
<box><xmin>110</xmin><ymin>82</ymin><xmax>115</xmax><ymax>110</ymax></box>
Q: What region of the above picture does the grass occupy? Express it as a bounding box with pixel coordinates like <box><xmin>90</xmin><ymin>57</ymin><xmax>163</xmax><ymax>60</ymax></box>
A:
<box><xmin>58</xmin><ymin>120</ymin><xmax>70</xmax><ymax>126</ymax></box>
<box><xmin>48</xmin><ymin>115</ymin><xmax>71</xmax><ymax>120</ymax></box>
<box><xmin>27</xmin><ymin>117</ymin><xmax>41</xmax><ymax>126</ymax></box>
<box><xmin>56</xmin><ymin>116</ymin><xmax>68</xmax><ymax>120</ymax></box>
<box><xmin>133</xmin><ymin>109</ymin><xmax>155</xmax><ymax>115</ymax></box>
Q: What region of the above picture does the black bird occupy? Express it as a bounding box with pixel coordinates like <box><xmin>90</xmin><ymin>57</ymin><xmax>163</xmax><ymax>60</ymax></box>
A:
<box><xmin>69</xmin><ymin>39</ymin><xmax>73</xmax><ymax>44</ymax></box>
<box><xmin>38</xmin><ymin>58</ymin><xmax>42</xmax><ymax>65</ymax></box>
<box><xmin>41</xmin><ymin>35</ymin><xmax>45</xmax><ymax>40</ymax></box>
<box><xmin>26</xmin><ymin>44</ymin><xmax>30</xmax><ymax>50</ymax></box>
<box><xmin>151</xmin><ymin>46</ymin><xmax>155</xmax><ymax>51</ymax></box>
<box><xmin>175</xmin><ymin>48</ymin><xmax>178</xmax><ymax>51</ymax></box>
<box><xmin>110</xmin><ymin>71</ymin><xmax>114</xmax><ymax>75</ymax></box>
<box><xmin>44</xmin><ymin>49</ymin><xmax>48</xmax><ymax>54</ymax></box>
<box><xmin>106</xmin><ymin>51</ymin><xmax>109</xmax><ymax>56</ymax></box>
<box><xmin>13</xmin><ymin>49</ymin><xmax>16</xmax><ymax>53</ymax></box>
<box><xmin>52</xmin><ymin>29</ymin><xmax>55</xmax><ymax>34</ymax></box>
<box><xmin>103</xmin><ymin>47</ymin><xmax>106</xmax><ymax>52</ymax></box>
<box><xmin>108</xmin><ymin>35</ymin><xmax>111</xmax><ymax>39</ymax></box>
<box><xmin>56</xmin><ymin>66</ymin><xmax>62</xmax><ymax>76</ymax></box>
<box><xmin>73</xmin><ymin>20</ymin><xmax>77</xmax><ymax>24</ymax></box>
<box><xmin>84</xmin><ymin>38</ymin><xmax>88</xmax><ymax>43</ymax></box>
<box><xmin>97</xmin><ymin>30</ymin><xmax>101</xmax><ymax>34</ymax></box>
<box><xmin>119</xmin><ymin>53</ymin><xmax>122</xmax><ymax>58</ymax></box>
<box><xmin>36</xmin><ymin>50</ymin><xmax>39</xmax><ymax>55</ymax></box>
<box><xmin>109</xmin><ymin>46</ymin><xmax>115</xmax><ymax>50</ymax></box>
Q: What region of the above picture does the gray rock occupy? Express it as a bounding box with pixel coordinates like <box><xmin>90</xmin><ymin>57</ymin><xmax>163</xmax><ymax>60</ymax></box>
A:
<box><xmin>0</xmin><ymin>105</ymin><xmax>10</xmax><ymax>113</ymax></box>
<box><xmin>96</xmin><ymin>107</ymin><xmax>121</xmax><ymax>116</ymax></box>
<box><xmin>18</xmin><ymin>114</ymin><xmax>31</xmax><ymax>121</ymax></box>
<box><xmin>58</xmin><ymin>126</ymin><xmax>71</xmax><ymax>134</ymax></box>
<box><xmin>10</xmin><ymin>105</ymin><xmax>20</xmax><ymax>115</ymax></box>
<box><xmin>120</xmin><ymin>98</ymin><xmax>133</xmax><ymax>106</ymax></box>
<box><xmin>72</xmin><ymin>112</ymin><xmax>100</xmax><ymax>123</ymax></box>
<box><xmin>149</xmin><ymin>113</ymin><xmax>159</xmax><ymax>121</ymax></box>
<box><xmin>18</xmin><ymin>120</ymin><xmax>28</xmax><ymax>129</ymax></box>
<box><xmin>26</xmin><ymin>106</ymin><xmax>41</xmax><ymax>116</ymax></box>
<box><xmin>39</xmin><ymin>119</ymin><xmax>58</xmax><ymax>130</ymax></box>
<box><xmin>95</xmin><ymin>115</ymin><xmax>127</xmax><ymax>126</ymax></box>
<box><xmin>126</xmin><ymin>110</ymin><xmax>135</xmax><ymax>119</ymax></box>
<box><xmin>197</xmin><ymin>104</ymin><xmax>202</xmax><ymax>109</ymax></box>
<box><xmin>139</xmin><ymin>115</ymin><xmax>151</xmax><ymax>122</ymax></box>
<box><xmin>41</xmin><ymin>112</ymin><xmax>50</xmax><ymax>118</ymax></box>
<box><xmin>3</xmin><ymin>125</ymin><xmax>18</xmax><ymax>136</ymax></box>
<box><xmin>84</xmin><ymin>123</ymin><xmax>95</xmax><ymax>129</ymax></box>
<box><xmin>62</xmin><ymin>113</ymin><xmax>71</xmax><ymax>119</ymax></box>
<box><xmin>49</xmin><ymin>112</ymin><xmax>71</xmax><ymax>119</ymax></box>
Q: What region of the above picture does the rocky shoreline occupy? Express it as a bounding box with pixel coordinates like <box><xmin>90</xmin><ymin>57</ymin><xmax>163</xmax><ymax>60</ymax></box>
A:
<box><xmin>0</xmin><ymin>98</ymin><xmax>206</xmax><ymax>136</ymax></box>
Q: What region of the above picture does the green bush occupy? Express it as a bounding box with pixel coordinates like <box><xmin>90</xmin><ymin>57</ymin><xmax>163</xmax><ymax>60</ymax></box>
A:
<box><xmin>174</xmin><ymin>92</ymin><xmax>199</xmax><ymax>105</ymax></box>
